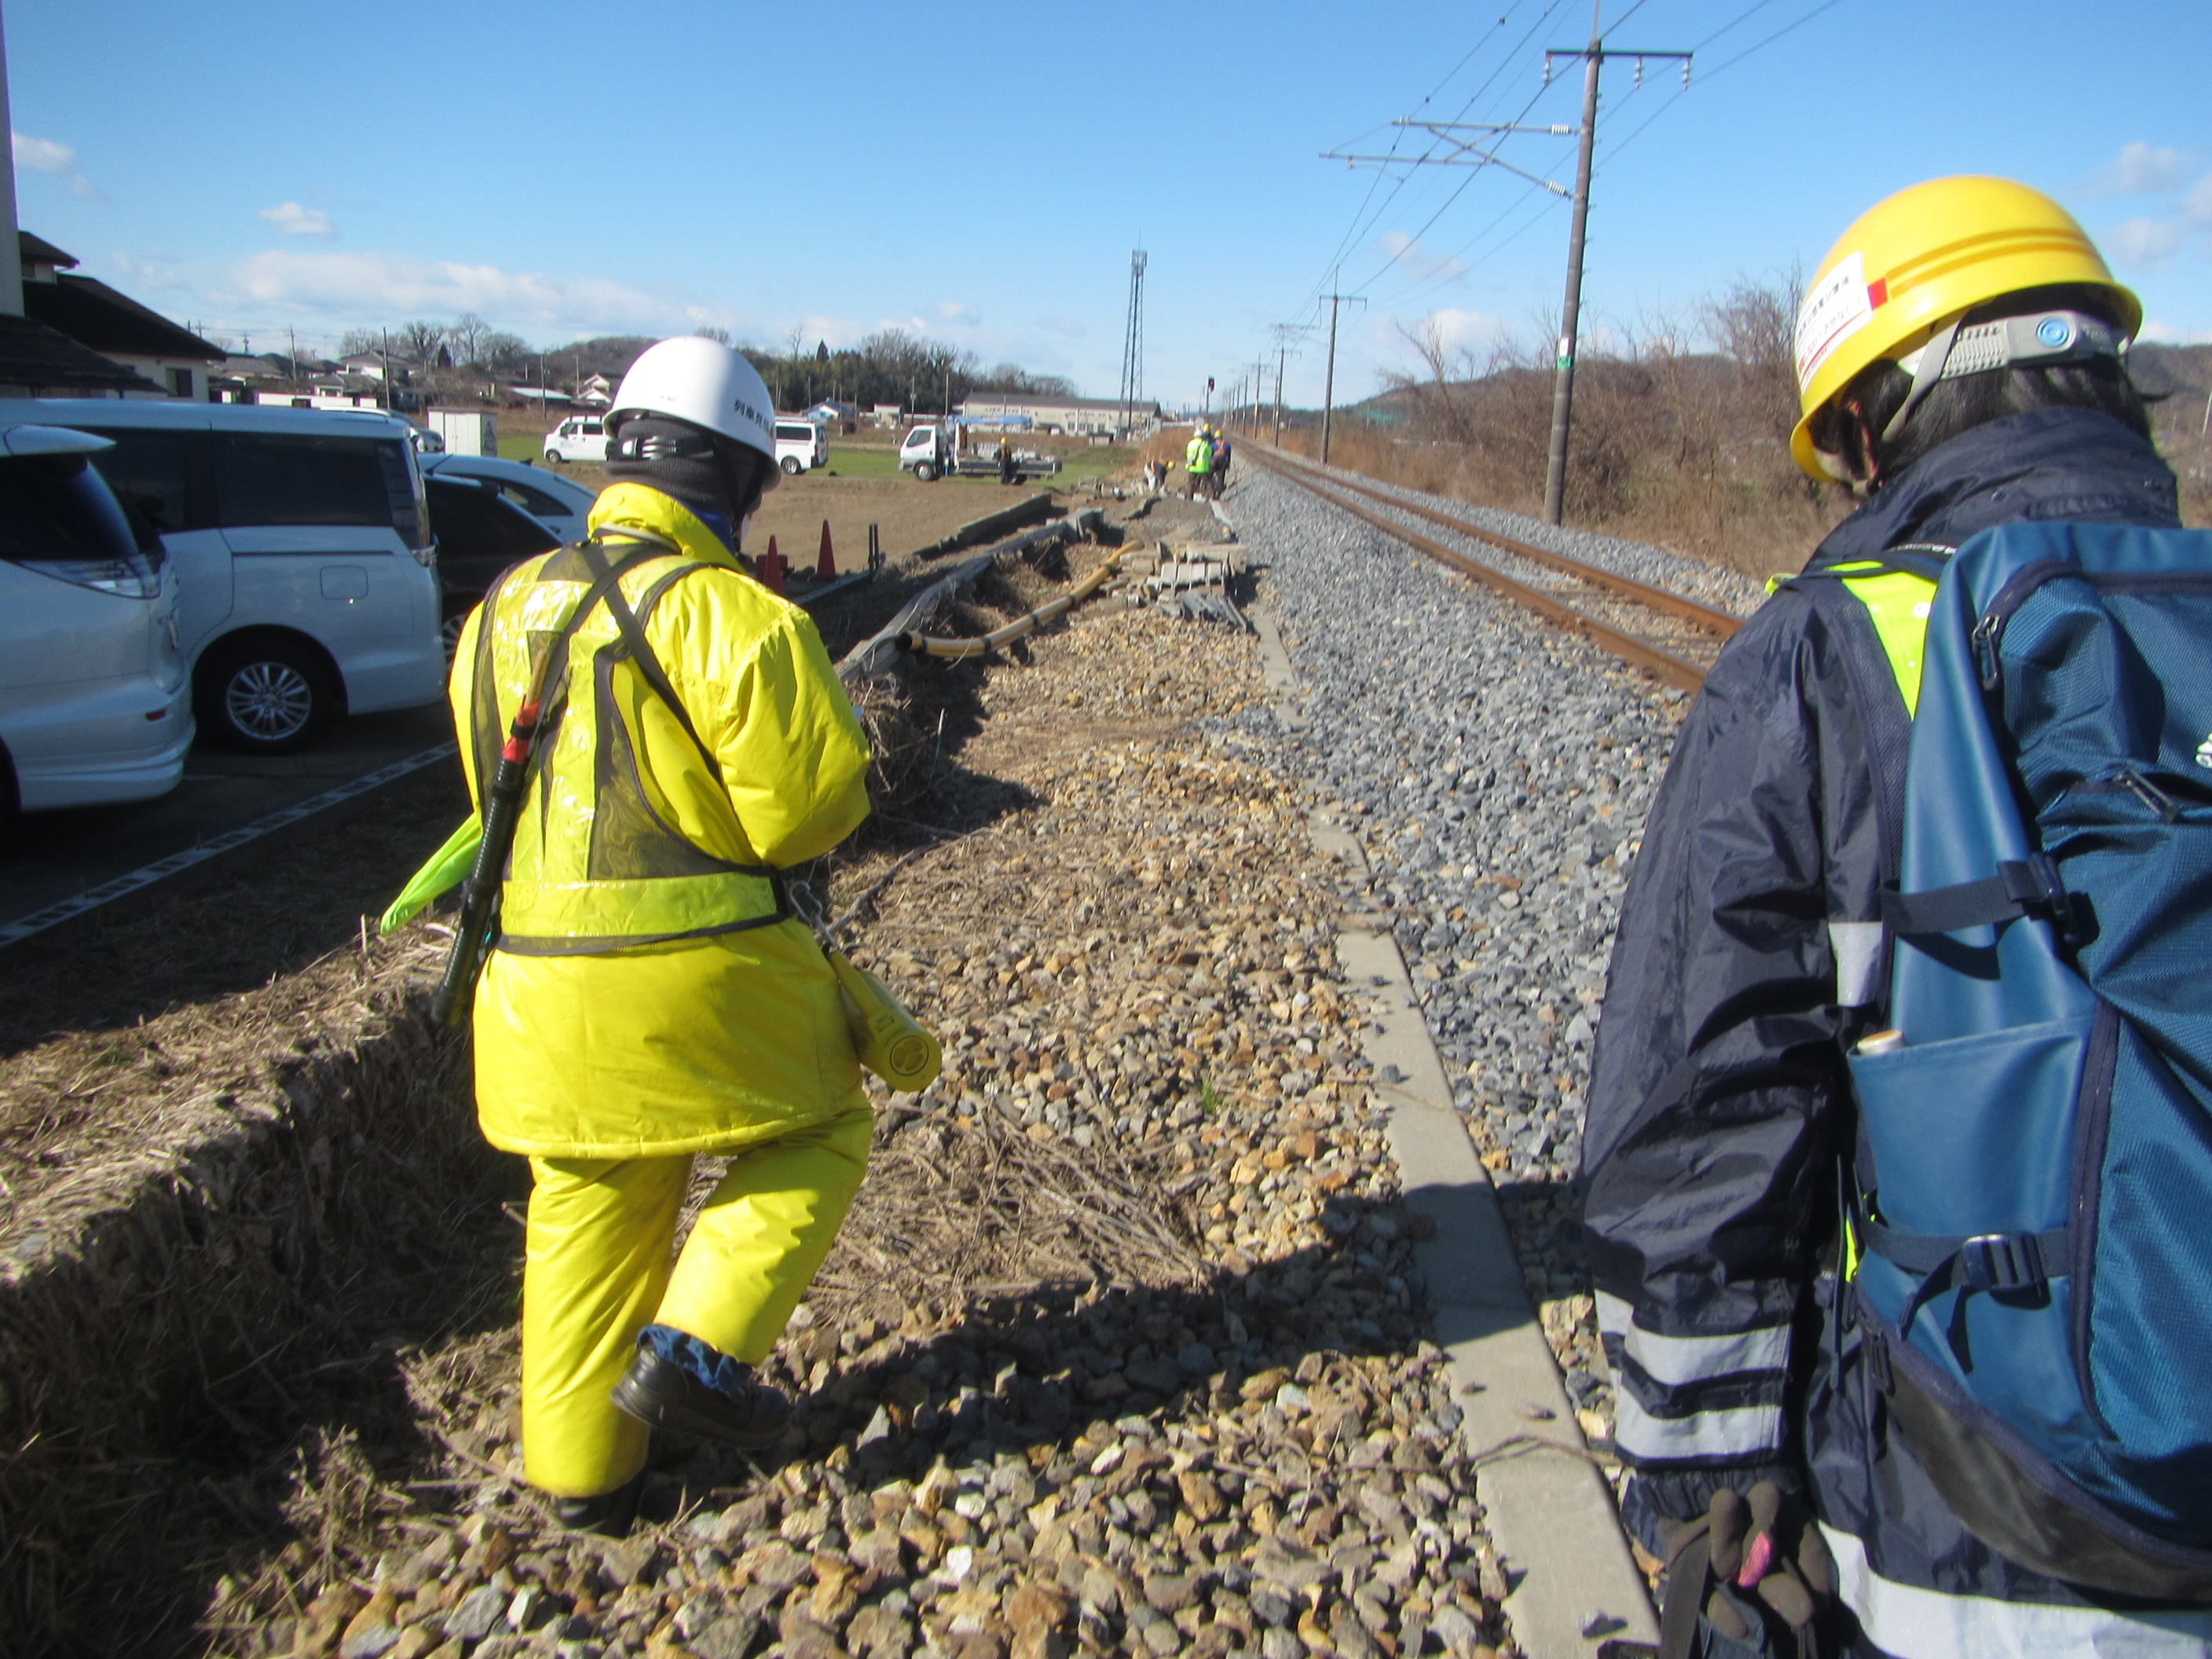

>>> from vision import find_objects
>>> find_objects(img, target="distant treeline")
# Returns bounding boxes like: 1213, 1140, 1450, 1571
332, 315, 1076, 415
1298, 274, 2212, 577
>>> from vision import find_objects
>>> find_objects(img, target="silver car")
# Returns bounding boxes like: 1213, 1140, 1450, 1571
0, 399, 445, 754
0, 423, 192, 823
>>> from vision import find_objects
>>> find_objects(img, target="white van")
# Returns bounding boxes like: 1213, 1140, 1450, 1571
0, 422, 192, 820
0, 399, 444, 754
775, 418, 826, 475
543, 415, 609, 464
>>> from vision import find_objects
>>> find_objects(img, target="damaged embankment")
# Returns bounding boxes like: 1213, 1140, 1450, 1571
0, 504, 1125, 1654
0, 926, 511, 1655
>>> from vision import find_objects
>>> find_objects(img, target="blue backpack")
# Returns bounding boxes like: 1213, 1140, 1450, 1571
1849, 519, 2212, 1598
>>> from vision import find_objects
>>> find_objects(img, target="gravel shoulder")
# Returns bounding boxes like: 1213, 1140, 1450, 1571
1222, 467, 1692, 1500
205, 529, 1528, 1659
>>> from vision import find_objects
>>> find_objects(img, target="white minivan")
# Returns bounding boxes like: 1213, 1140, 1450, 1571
0, 422, 192, 821
0, 399, 445, 753
774, 418, 826, 475
543, 415, 609, 464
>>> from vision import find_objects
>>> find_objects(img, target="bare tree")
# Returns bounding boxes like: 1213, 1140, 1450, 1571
1704, 265, 1804, 449
694, 325, 734, 346
448, 313, 493, 367
395, 319, 448, 368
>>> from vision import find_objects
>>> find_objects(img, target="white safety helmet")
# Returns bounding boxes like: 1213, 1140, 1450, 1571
609, 336, 780, 488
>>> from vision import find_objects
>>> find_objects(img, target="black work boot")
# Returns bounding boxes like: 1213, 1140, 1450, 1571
610, 1324, 791, 1450
554, 1463, 647, 1536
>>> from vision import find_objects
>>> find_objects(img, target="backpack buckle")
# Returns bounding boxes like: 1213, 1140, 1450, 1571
1961, 1232, 2047, 1294
1998, 855, 2083, 947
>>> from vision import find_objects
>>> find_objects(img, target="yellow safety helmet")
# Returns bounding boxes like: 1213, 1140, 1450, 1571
1790, 176, 2141, 480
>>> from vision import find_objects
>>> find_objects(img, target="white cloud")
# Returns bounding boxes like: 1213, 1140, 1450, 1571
2106, 171, 2212, 271
2090, 141, 2191, 197
1423, 306, 1508, 352
12, 130, 101, 200
937, 301, 980, 324
2114, 214, 2191, 269
1379, 230, 1467, 284
259, 201, 338, 237
214, 247, 743, 339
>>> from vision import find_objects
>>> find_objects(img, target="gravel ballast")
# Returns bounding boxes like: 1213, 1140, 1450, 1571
1272, 456, 1770, 619
205, 529, 1529, 1659
1218, 466, 1700, 1467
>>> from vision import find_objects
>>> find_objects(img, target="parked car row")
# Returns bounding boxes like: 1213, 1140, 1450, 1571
541, 412, 829, 475
0, 405, 602, 837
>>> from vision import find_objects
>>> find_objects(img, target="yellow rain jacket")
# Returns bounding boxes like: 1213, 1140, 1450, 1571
1185, 432, 1214, 475
446, 482, 871, 1159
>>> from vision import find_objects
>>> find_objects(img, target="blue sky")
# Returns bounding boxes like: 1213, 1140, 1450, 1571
13, 0, 2212, 414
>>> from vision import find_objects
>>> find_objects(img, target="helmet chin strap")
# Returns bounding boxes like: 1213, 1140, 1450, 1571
1881, 315, 1963, 445
1881, 308, 2126, 445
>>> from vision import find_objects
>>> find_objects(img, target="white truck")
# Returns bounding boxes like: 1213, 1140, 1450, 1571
898, 421, 1060, 482
543, 414, 609, 464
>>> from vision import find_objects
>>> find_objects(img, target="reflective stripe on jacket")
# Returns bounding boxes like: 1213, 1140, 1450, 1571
1584, 408, 2199, 1654
447, 482, 873, 1159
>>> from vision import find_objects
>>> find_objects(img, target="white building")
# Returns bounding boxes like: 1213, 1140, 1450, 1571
957, 390, 1160, 435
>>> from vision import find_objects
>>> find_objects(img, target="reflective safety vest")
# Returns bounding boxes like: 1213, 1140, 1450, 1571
1186, 434, 1213, 474
1829, 552, 1943, 717
463, 531, 786, 955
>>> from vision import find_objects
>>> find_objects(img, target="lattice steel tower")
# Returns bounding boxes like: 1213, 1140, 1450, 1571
1116, 248, 1148, 438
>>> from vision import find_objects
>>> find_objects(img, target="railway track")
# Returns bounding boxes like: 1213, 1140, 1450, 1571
1248, 444, 1741, 691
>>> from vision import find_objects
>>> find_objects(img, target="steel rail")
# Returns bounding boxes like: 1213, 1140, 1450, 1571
1248, 449, 1710, 692
1255, 443, 1742, 639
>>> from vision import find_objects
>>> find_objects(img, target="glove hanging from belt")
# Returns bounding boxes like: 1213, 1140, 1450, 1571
1657, 1481, 1837, 1659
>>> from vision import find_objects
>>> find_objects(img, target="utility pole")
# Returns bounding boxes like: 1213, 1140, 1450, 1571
1269, 325, 1306, 447
1542, 7, 1690, 524
1116, 248, 1148, 438
1322, 8, 1687, 521
1316, 283, 1366, 465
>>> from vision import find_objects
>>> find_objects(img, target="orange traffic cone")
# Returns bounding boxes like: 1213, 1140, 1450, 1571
817, 519, 837, 580
758, 535, 787, 595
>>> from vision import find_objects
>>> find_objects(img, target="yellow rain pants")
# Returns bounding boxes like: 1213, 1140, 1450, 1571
521, 1100, 872, 1497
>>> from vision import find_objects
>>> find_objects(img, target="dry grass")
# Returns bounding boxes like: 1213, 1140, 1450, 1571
0, 933, 518, 1656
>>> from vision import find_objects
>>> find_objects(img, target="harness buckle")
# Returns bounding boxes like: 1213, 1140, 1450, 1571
1960, 1232, 2046, 1295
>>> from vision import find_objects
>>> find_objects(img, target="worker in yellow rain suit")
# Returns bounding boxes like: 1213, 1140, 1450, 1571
445, 336, 872, 1533
1185, 423, 1214, 500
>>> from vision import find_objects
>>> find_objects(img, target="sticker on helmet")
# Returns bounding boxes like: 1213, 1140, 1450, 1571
1796, 252, 1891, 390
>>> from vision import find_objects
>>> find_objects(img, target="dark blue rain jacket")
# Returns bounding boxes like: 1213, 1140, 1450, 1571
1582, 408, 2203, 1656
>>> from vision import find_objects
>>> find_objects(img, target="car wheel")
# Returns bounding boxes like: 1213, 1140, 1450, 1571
545, 449, 566, 465
441, 606, 471, 669
914, 461, 937, 482
780, 456, 803, 475
196, 637, 332, 754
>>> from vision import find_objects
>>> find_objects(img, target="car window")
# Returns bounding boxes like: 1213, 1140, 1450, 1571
77, 427, 203, 533
216, 432, 417, 536
429, 479, 559, 559
776, 423, 811, 442
582, 421, 603, 435
492, 479, 577, 521
0, 452, 153, 566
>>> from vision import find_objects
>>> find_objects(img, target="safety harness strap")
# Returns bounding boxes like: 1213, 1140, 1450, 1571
1881, 855, 2078, 940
